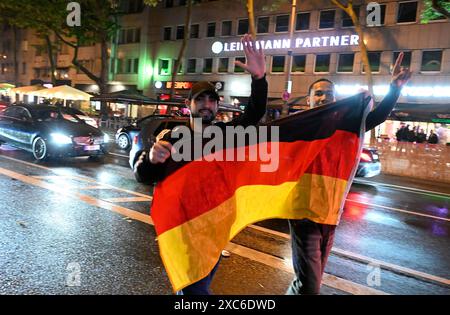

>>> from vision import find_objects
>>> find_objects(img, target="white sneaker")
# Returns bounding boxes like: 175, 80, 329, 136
221, 250, 231, 257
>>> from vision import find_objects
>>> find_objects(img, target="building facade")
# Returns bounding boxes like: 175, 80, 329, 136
1, 0, 449, 138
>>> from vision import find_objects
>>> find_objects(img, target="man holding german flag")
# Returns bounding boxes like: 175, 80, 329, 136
286, 52, 412, 295
136, 34, 268, 294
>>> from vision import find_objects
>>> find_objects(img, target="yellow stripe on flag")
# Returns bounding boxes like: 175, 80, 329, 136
157, 173, 348, 291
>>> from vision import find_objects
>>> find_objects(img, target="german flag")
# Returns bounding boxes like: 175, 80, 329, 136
151, 93, 371, 292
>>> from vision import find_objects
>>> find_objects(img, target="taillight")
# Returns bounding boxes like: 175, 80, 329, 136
133, 136, 138, 145
360, 152, 372, 162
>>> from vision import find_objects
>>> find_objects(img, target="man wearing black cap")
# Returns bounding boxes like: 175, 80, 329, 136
135, 34, 267, 295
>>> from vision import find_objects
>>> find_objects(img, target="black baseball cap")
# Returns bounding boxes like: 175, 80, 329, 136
188, 81, 220, 101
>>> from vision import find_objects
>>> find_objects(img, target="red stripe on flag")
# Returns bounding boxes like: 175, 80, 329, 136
151, 130, 359, 235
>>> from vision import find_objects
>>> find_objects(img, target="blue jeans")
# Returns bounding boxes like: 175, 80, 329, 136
287, 219, 336, 295
176, 259, 221, 295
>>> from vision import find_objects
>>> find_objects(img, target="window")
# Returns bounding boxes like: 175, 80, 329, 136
363, 52, 382, 73
165, 0, 173, 8
207, 22, 216, 37
159, 59, 171, 75
119, 28, 140, 44
315, 54, 331, 72
127, 0, 144, 13
272, 56, 285, 73
134, 28, 141, 43
397, 1, 418, 23
238, 19, 249, 35
234, 57, 245, 73
393, 51, 412, 68
126, 29, 134, 43
116, 59, 123, 74
218, 58, 229, 73
292, 55, 306, 72
257, 17, 270, 33
337, 53, 355, 72
296, 12, 310, 31
319, 10, 335, 29
421, 50, 442, 72
187, 59, 196, 73
190, 24, 199, 39
221, 21, 232, 36
203, 58, 213, 73
163, 27, 172, 40
275, 15, 289, 32
133, 58, 139, 74
341, 6, 360, 27
126, 59, 132, 73
176, 25, 185, 39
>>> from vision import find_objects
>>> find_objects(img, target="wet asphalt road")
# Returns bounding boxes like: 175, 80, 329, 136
0, 143, 449, 295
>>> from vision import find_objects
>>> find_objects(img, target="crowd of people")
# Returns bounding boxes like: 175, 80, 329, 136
395, 124, 447, 144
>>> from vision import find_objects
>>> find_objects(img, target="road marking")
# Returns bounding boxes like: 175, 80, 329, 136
0, 166, 153, 225
0, 155, 151, 199
108, 152, 129, 158
346, 199, 450, 222
0, 164, 388, 295
225, 243, 388, 295
353, 179, 450, 199
103, 197, 153, 203
79, 185, 112, 190
249, 224, 450, 287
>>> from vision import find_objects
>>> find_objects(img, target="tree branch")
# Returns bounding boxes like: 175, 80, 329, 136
431, 0, 450, 19
331, 0, 348, 12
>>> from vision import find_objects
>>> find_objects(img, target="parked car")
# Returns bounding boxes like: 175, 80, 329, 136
115, 114, 175, 150
63, 107, 99, 128
0, 105, 109, 161
0, 100, 9, 112
356, 147, 381, 177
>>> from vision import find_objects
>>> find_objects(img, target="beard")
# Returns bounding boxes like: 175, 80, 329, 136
194, 109, 215, 124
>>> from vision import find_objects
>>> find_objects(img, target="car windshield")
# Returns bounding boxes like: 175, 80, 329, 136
34, 108, 83, 123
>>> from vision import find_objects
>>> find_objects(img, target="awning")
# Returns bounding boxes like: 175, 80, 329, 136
90, 90, 158, 104
28, 85, 91, 101
0, 83, 15, 90
389, 102, 450, 123
10, 85, 47, 95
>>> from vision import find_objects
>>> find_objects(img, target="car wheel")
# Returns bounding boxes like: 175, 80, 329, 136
32, 137, 48, 161
117, 133, 130, 150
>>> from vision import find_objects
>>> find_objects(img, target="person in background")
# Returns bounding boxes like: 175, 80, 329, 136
428, 130, 439, 144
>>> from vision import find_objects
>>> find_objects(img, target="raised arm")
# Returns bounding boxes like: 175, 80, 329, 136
366, 52, 412, 131
228, 34, 268, 127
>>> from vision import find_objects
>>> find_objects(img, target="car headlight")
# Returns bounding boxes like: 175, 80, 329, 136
103, 134, 110, 143
51, 133, 72, 145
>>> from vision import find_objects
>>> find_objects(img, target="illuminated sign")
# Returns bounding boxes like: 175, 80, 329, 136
159, 81, 225, 91
212, 35, 359, 54
335, 84, 450, 98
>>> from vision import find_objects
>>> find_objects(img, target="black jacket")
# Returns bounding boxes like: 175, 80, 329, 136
365, 83, 401, 131
136, 76, 268, 184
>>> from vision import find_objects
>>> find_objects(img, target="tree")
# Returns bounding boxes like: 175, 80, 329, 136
0, 1, 121, 117
330, 0, 376, 142
421, 0, 450, 22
